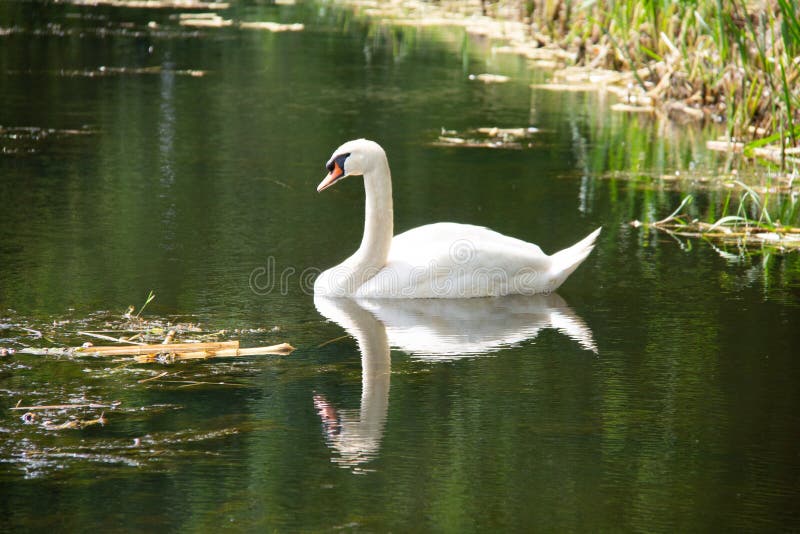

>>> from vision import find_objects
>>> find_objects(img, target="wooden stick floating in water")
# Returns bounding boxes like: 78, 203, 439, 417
17, 341, 294, 360
133, 342, 295, 363
78, 340, 240, 356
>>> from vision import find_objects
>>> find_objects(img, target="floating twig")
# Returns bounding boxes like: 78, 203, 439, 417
20, 327, 43, 338
174, 380, 246, 388
10, 401, 120, 411
137, 371, 170, 383
78, 331, 145, 345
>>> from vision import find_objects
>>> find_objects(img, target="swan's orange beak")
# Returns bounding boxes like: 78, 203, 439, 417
317, 161, 345, 192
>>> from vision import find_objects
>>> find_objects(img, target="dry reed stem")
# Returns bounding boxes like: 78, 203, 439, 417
78, 331, 145, 345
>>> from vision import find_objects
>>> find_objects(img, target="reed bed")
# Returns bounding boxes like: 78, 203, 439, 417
353, 0, 798, 169
473, 0, 800, 168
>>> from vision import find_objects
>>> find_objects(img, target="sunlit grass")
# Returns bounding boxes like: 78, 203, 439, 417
486, 0, 800, 171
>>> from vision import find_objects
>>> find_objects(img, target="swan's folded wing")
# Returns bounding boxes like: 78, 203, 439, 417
355, 222, 552, 298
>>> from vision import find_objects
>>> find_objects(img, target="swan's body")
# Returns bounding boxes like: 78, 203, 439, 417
314, 139, 600, 298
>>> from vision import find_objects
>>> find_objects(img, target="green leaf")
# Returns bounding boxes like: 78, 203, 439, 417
640, 45, 663, 62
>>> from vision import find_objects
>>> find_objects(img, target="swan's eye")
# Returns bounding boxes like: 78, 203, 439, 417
327, 153, 350, 173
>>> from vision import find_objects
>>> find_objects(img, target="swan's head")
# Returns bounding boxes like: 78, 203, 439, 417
317, 139, 386, 193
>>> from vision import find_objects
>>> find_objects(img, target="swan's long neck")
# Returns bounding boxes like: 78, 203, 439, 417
350, 156, 393, 281
315, 144, 395, 297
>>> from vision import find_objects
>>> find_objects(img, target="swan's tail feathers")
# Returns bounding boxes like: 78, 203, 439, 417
547, 227, 601, 290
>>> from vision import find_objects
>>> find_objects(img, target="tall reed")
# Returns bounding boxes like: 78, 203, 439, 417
487, 0, 800, 169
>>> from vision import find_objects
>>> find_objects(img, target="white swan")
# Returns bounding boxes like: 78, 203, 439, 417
314, 139, 601, 298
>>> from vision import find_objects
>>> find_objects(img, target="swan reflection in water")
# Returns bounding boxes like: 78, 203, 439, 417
313, 293, 596, 470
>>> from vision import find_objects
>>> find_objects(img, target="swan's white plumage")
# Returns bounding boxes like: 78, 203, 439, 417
358, 223, 547, 298
314, 139, 600, 298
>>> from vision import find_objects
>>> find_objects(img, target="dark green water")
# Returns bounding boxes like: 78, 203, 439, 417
1, 2, 799, 531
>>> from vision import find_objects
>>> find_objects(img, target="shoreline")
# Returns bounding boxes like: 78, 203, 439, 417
332, 0, 800, 171
331, 0, 799, 250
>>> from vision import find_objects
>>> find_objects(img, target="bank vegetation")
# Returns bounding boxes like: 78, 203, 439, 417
352, 0, 800, 170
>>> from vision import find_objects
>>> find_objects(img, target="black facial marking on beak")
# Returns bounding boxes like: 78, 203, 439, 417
326, 153, 350, 175
318, 152, 352, 192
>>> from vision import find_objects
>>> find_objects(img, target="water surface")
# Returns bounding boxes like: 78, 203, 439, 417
1, 2, 799, 531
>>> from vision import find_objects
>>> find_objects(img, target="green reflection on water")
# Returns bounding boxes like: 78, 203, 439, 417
1, 1, 799, 532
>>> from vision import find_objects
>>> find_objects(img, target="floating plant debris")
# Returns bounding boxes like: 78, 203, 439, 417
240, 21, 304, 32
65, 0, 230, 9
468, 73, 510, 84
0, 22, 211, 40
707, 138, 800, 166
15, 334, 293, 361
0, 126, 94, 138
1, 293, 294, 363
41, 413, 108, 431
2, 291, 294, 367
1, 297, 293, 477
9, 66, 207, 78
641, 218, 800, 251
178, 12, 304, 31
177, 12, 232, 27
434, 126, 539, 149
633, 193, 800, 252
12, 401, 122, 411
0, 125, 95, 155
1, 420, 243, 477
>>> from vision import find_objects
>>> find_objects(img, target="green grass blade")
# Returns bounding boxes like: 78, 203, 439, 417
707, 215, 749, 231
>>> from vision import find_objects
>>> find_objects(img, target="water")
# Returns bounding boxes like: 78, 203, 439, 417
1, 2, 799, 531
